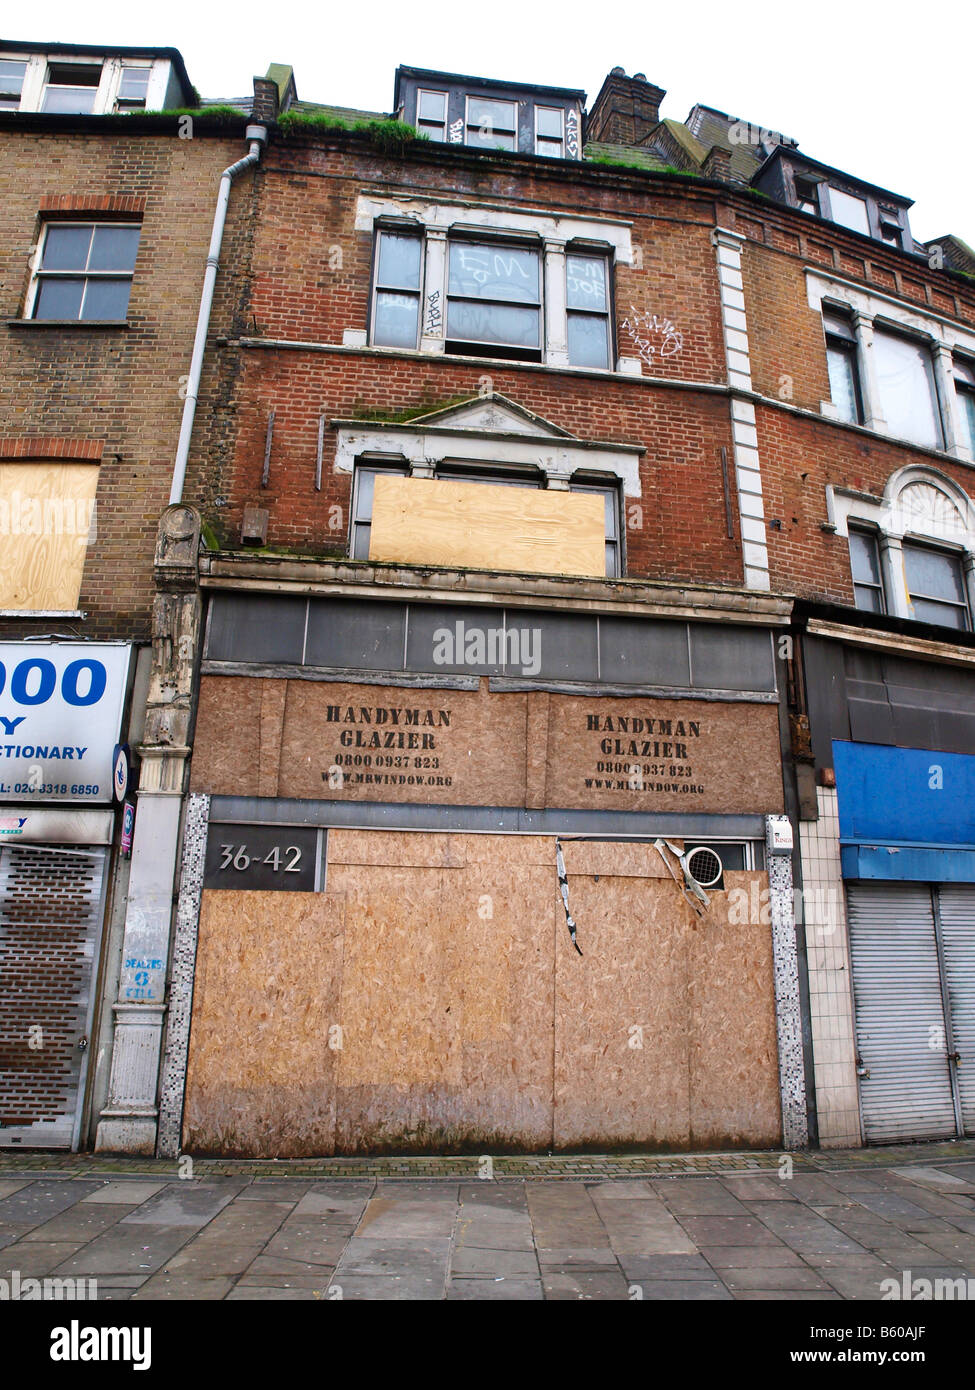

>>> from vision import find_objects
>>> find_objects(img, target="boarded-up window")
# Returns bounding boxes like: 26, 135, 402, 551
368, 474, 605, 578
0, 462, 98, 610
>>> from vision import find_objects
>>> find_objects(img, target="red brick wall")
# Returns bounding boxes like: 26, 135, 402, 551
182, 131, 975, 607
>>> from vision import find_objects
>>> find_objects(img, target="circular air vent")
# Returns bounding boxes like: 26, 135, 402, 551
685, 846, 723, 889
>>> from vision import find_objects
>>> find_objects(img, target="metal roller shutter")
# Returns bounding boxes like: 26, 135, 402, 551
847, 882, 957, 1143
938, 885, 975, 1135
0, 844, 109, 1149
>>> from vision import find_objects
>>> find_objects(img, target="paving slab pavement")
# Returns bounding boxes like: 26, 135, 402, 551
0, 1141, 973, 1299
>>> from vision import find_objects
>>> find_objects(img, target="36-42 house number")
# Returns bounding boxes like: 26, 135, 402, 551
203, 823, 321, 891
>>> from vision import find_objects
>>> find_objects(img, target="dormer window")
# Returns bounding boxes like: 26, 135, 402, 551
466, 96, 517, 150
42, 62, 102, 114
0, 59, 27, 110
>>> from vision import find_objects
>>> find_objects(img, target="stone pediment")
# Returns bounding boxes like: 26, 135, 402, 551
408, 393, 577, 439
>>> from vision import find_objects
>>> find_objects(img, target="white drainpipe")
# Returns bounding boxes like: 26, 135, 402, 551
169, 123, 268, 504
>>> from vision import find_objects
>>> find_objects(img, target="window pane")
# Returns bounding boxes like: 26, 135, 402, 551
446, 299, 539, 348
42, 225, 93, 270
566, 256, 607, 311
89, 225, 140, 271
81, 277, 132, 320
822, 309, 855, 341
377, 233, 421, 290
536, 106, 563, 138
873, 331, 941, 449
0, 60, 26, 94
119, 67, 151, 100
448, 243, 539, 304
42, 86, 98, 113
468, 98, 516, 133
830, 188, 870, 234
467, 128, 515, 150
904, 545, 966, 603
911, 598, 968, 629
849, 531, 881, 586
418, 90, 446, 121
374, 291, 419, 347
34, 277, 85, 319
355, 469, 376, 518
957, 390, 975, 453
854, 583, 884, 614
537, 138, 563, 156
826, 343, 859, 423
568, 314, 609, 368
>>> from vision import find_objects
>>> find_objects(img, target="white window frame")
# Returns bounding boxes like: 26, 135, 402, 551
0, 56, 29, 110
534, 105, 564, 157
40, 58, 107, 114
827, 465, 975, 627
416, 88, 447, 141
355, 194, 636, 373
807, 270, 975, 462
115, 61, 153, 112
26, 220, 141, 322
369, 225, 425, 351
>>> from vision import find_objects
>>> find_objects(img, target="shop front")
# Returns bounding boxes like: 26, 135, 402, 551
0, 642, 131, 1149
158, 590, 807, 1157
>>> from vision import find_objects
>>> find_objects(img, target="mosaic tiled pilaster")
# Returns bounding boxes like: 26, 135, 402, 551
766, 814, 809, 1149
156, 793, 210, 1159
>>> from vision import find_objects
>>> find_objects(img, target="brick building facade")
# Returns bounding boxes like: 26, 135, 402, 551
3, 47, 973, 1157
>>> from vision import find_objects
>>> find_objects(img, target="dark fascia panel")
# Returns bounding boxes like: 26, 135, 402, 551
750, 143, 913, 208
0, 38, 195, 100
793, 597, 975, 651
394, 63, 586, 110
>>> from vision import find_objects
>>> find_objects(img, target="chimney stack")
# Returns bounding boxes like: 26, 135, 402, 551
587, 68, 666, 147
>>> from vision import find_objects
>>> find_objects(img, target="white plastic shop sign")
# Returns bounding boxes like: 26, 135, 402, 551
0, 643, 131, 804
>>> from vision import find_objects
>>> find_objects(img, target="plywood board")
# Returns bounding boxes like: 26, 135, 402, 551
369, 474, 606, 578
192, 675, 784, 817
0, 463, 98, 611
331, 858, 554, 1152
190, 677, 263, 795
687, 871, 782, 1146
277, 678, 528, 806
545, 696, 784, 814
182, 835, 780, 1156
182, 890, 346, 1157
553, 872, 694, 1148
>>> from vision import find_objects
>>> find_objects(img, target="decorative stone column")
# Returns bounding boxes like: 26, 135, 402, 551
543, 238, 569, 367
879, 533, 910, 619
419, 228, 447, 354
852, 312, 884, 432
95, 505, 202, 1153
932, 340, 967, 459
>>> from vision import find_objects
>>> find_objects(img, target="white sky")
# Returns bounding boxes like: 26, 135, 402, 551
27, 0, 974, 243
